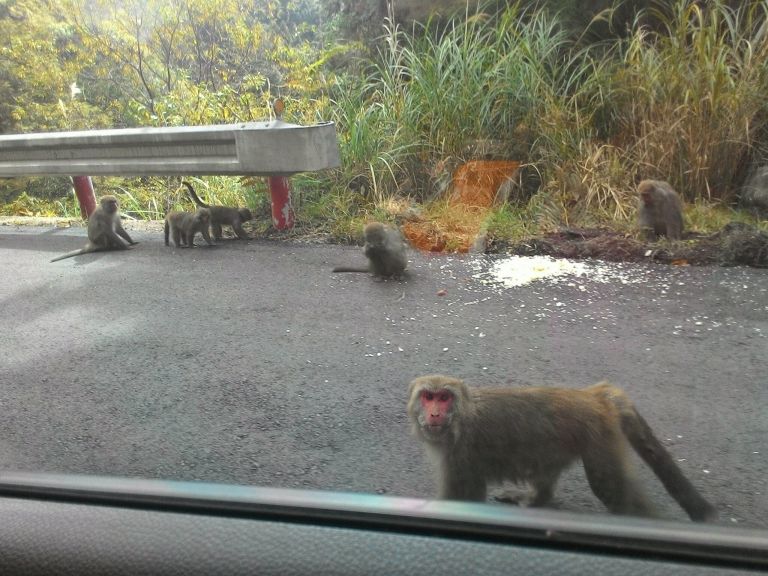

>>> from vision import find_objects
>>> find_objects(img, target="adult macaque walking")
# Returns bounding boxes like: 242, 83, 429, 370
407, 374, 717, 522
164, 208, 214, 248
332, 222, 408, 278
183, 181, 252, 240
637, 179, 684, 241
50, 195, 138, 262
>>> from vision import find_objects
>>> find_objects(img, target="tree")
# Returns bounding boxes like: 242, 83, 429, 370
0, 0, 107, 133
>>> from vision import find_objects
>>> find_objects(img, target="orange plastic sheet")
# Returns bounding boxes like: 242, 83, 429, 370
451, 160, 520, 207
403, 160, 519, 253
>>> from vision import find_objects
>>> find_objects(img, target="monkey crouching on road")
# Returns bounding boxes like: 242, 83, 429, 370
332, 222, 408, 278
408, 374, 717, 522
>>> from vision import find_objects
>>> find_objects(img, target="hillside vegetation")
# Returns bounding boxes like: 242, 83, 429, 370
1, 0, 767, 246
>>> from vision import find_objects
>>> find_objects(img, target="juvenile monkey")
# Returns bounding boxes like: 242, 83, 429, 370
408, 374, 717, 522
637, 179, 684, 241
164, 208, 214, 248
50, 195, 138, 262
182, 181, 252, 240
332, 222, 408, 278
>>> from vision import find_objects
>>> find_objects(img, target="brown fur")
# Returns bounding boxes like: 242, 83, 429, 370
51, 195, 137, 262
637, 179, 684, 241
164, 208, 213, 248
408, 374, 716, 522
332, 222, 408, 277
183, 181, 252, 240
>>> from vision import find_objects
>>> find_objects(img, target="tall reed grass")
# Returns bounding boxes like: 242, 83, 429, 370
320, 0, 768, 231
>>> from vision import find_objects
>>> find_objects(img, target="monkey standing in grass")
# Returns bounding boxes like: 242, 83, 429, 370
50, 195, 138, 262
182, 181, 252, 240
332, 222, 408, 278
637, 179, 684, 241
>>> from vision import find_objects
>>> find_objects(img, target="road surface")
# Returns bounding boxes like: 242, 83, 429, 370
0, 224, 765, 528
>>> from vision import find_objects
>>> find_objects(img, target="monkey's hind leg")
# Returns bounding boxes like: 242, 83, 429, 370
529, 471, 561, 507
233, 221, 249, 240
173, 228, 184, 248
495, 471, 560, 508
582, 440, 654, 518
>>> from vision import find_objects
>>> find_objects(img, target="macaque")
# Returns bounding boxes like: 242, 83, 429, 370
332, 222, 408, 278
637, 179, 684, 241
407, 375, 717, 522
164, 208, 214, 248
183, 181, 252, 240
50, 195, 138, 262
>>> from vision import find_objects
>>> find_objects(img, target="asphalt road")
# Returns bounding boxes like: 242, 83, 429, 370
0, 224, 766, 528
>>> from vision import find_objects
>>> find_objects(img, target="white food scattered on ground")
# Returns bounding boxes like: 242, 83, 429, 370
473, 255, 649, 288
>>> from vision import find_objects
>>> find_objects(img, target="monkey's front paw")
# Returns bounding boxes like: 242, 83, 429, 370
492, 487, 536, 507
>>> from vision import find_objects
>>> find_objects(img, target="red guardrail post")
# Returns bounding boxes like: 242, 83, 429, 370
71, 175, 96, 218
267, 99, 294, 230
268, 176, 294, 229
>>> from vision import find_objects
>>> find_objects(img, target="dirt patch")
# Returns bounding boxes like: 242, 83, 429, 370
489, 225, 768, 268
493, 228, 646, 262
401, 206, 489, 253
0, 216, 166, 232
0, 216, 83, 228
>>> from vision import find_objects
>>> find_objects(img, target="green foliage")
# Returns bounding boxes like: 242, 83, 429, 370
0, 191, 60, 216
56, 0, 323, 126
485, 203, 541, 241
3, 0, 768, 242
685, 198, 767, 233
0, 0, 110, 133
316, 0, 768, 232
320, 3, 587, 206
86, 176, 264, 221
616, 0, 768, 201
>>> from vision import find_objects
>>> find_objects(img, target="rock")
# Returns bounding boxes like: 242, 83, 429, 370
740, 167, 768, 215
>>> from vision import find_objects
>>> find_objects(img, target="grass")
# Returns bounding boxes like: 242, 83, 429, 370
484, 203, 541, 242
685, 198, 767, 233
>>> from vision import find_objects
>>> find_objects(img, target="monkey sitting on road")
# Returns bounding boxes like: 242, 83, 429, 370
332, 222, 408, 278
408, 374, 717, 522
183, 181, 252, 241
50, 195, 138, 262
637, 179, 684, 241
164, 208, 214, 248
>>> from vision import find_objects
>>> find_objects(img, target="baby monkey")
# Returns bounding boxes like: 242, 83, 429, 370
332, 222, 408, 278
164, 208, 214, 248
51, 195, 138, 262
183, 181, 252, 240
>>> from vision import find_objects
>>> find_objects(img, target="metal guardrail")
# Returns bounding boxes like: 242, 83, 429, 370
0, 121, 340, 177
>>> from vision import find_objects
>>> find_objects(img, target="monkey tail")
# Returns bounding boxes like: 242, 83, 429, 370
182, 181, 210, 208
50, 248, 87, 262
332, 266, 370, 273
598, 384, 717, 522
